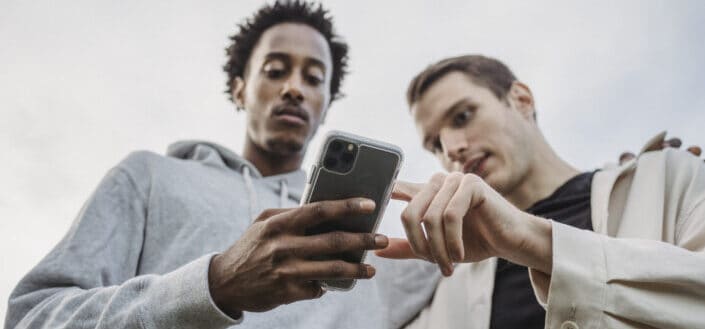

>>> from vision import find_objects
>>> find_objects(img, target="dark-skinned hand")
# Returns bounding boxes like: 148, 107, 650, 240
620, 135, 703, 165
208, 198, 388, 318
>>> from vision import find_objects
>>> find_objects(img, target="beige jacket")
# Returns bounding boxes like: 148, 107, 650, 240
407, 139, 705, 329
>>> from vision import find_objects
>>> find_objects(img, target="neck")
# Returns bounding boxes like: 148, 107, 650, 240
504, 134, 580, 210
242, 139, 304, 177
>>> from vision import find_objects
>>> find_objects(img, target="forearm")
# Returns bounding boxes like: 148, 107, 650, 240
7, 254, 240, 329
529, 223, 705, 328
494, 213, 554, 275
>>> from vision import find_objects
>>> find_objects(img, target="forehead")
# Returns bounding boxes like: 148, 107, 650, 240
250, 23, 332, 69
411, 71, 492, 129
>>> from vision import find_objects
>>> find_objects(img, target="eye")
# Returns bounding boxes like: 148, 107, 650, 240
452, 108, 473, 127
265, 68, 286, 79
305, 75, 322, 86
263, 61, 287, 80
305, 65, 325, 87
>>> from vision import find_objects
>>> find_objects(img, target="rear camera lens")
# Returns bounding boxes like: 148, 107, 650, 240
330, 140, 343, 152
324, 157, 338, 169
341, 152, 354, 163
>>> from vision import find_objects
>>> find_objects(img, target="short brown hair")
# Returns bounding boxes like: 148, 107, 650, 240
406, 55, 517, 106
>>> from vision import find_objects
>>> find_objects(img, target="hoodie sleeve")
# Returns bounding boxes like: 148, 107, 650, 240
5, 164, 240, 329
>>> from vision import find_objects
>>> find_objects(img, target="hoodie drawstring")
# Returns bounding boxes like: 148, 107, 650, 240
242, 166, 258, 223
242, 166, 289, 223
279, 180, 288, 209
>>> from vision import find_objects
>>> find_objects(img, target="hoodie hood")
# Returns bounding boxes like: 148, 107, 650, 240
166, 140, 307, 202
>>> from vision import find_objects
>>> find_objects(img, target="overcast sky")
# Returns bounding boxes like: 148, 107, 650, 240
1, 0, 704, 318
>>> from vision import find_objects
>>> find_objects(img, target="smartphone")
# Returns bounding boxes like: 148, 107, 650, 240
301, 130, 403, 290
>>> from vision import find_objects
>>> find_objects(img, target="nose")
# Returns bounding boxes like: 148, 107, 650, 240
440, 128, 468, 163
281, 74, 304, 104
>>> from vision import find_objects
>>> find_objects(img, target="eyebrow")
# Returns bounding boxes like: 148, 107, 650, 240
264, 52, 327, 73
422, 97, 473, 148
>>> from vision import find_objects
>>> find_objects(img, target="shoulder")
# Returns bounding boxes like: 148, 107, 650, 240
638, 149, 705, 209
111, 150, 189, 195
116, 150, 167, 177
596, 149, 704, 200
637, 148, 704, 181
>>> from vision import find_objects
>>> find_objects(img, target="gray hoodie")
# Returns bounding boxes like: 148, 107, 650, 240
6, 141, 439, 329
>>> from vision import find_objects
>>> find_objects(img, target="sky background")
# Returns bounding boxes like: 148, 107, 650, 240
1, 0, 704, 319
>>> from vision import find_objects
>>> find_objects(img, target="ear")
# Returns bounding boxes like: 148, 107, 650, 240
508, 81, 536, 120
231, 77, 246, 110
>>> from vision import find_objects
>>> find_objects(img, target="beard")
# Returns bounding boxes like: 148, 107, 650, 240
266, 136, 304, 155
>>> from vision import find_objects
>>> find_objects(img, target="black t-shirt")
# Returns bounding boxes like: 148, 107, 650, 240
489, 171, 595, 329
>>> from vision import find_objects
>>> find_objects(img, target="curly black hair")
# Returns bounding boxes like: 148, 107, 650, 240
223, 0, 349, 104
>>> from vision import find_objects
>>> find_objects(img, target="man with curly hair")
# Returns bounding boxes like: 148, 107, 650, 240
5, 2, 437, 328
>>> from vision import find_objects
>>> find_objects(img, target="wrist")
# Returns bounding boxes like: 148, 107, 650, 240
496, 212, 553, 274
208, 254, 243, 319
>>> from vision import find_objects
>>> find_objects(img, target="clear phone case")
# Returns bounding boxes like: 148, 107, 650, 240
301, 130, 403, 290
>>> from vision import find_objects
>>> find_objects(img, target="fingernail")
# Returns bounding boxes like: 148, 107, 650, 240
374, 234, 388, 247
667, 138, 682, 148
442, 265, 453, 276
359, 199, 376, 211
441, 265, 450, 276
366, 265, 376, 277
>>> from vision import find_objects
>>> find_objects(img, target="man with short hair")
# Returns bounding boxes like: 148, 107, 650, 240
5, 2, 437, 328
378, 54, 705, 328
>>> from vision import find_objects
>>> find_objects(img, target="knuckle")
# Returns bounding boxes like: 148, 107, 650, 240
272, 267, 288, 281
258, 208, 278, 219
287, 243, 304, 259
311, 202, 328, 218
462, 173, 481, 185
431, 172, 446, 182
401, 208, 418, 225
328, 231, 347, 250
284, 264, 300, 279
345, 199, 358, 212
330, 261, 346, 277
422, 211, 440, 225
263, 219, 283, 236
430, 173, 447, 187
442, 209, 462, 224
447, 171, 464, 182
269, 241, 291, 262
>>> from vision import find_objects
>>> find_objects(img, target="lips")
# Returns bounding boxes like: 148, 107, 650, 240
272, 104, 309, 126
463, 152, 490, 176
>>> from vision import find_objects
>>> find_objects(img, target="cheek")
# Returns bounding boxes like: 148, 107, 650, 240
247, 78, 278, 108
306, 89, 327, 119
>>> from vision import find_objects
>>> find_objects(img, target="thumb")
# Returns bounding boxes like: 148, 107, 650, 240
374, 238, 420, 259
392, 181, 424, 202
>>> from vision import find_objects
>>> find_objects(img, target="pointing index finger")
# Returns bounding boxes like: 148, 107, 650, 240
392, 181, 424, 202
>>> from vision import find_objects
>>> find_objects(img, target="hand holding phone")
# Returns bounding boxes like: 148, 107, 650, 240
302, 130, 403, 290
209, 197, 388, 317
